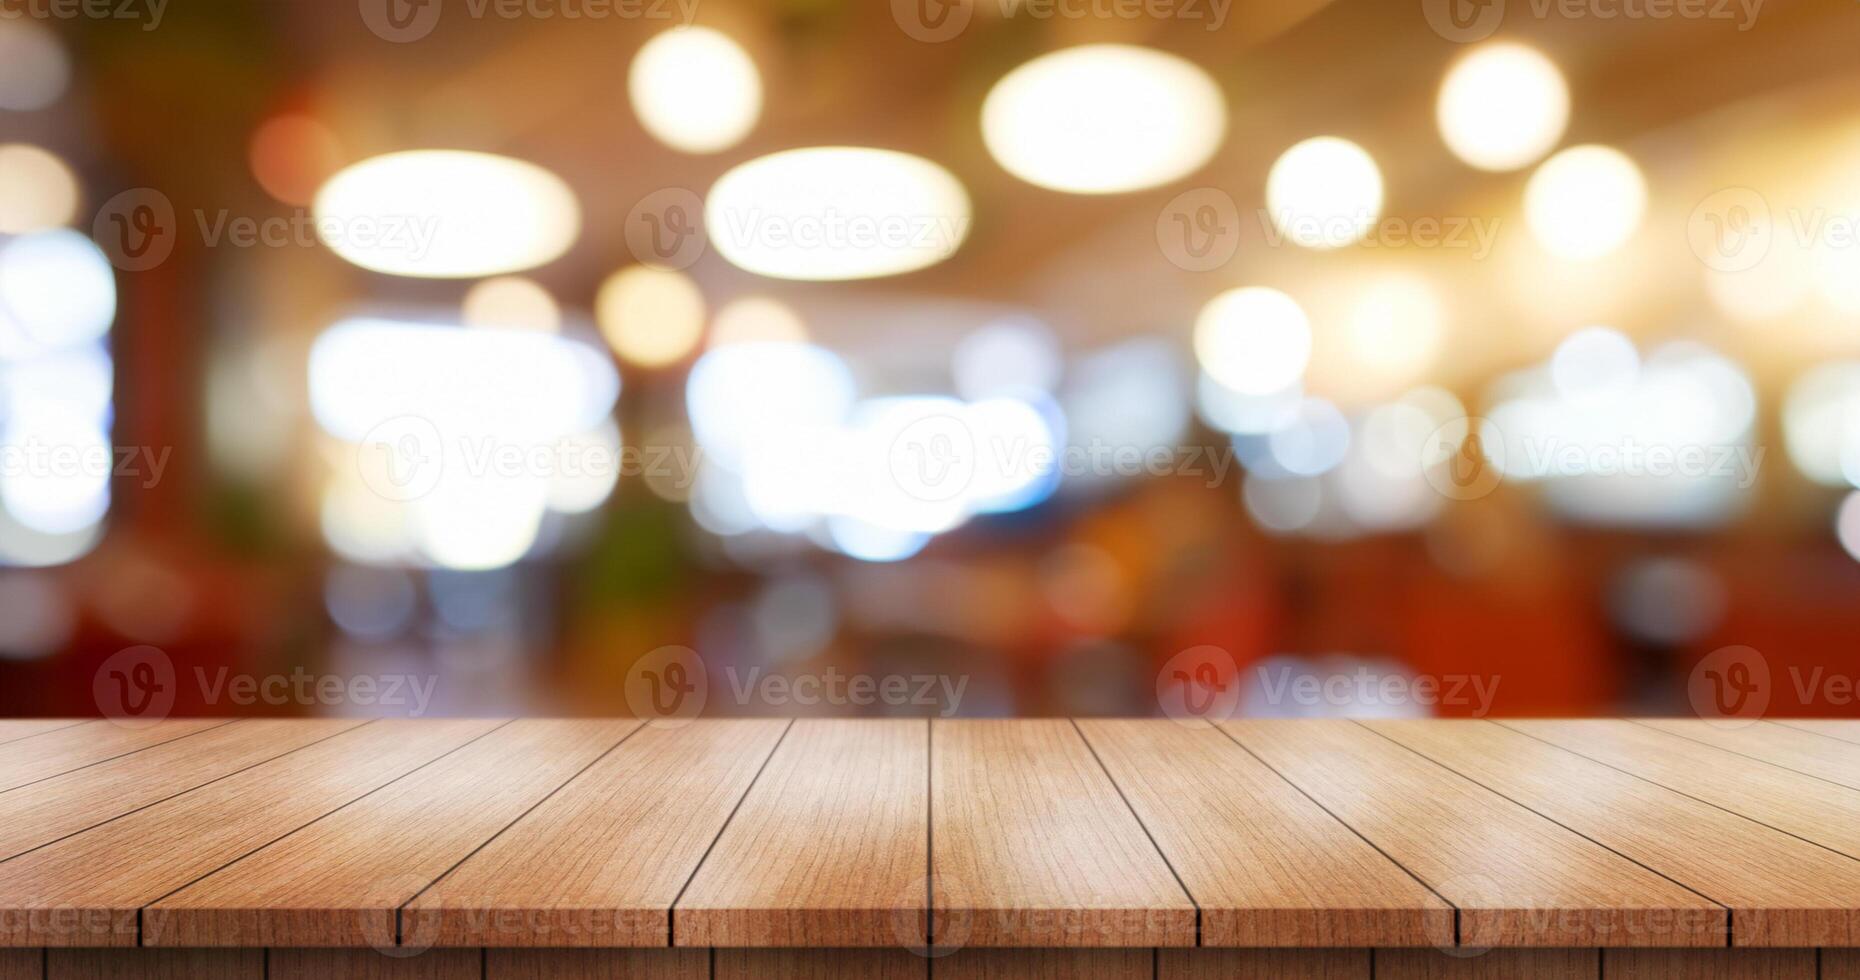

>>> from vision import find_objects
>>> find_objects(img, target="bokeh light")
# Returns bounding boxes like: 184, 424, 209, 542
0, 230, 116, 351
0, 22, 69, 112
313, 150, 580, 278
596, 265, 706, 367
249, 115, 345, 207
628, 26, 762, 154
1524, 145, 1646, 260
1193, 287, 1311, 395
710, 296, 806, 348
1265, 137, 1383, 249
980, 44, 1226, 194
1436, 43, 1569, 171
705, 147, 969, 280
0, 144, 79, 234
1342, 274, 1445, 390
462, 276, 561, 333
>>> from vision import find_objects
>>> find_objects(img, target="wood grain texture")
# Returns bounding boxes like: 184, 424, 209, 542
486, 949, 708, 980
268, 949, 479, 980
1827, 950, 1860, 978
0, 720, 230, 793
45, 949, 259, 980
935, 949, 1149, 979
1077, 719, 1450, 947
931, 719, 1196, 948
0, 719, 502, 948
1770, 720, 1860, 745
1635, 720, 1860, 791
411, 719, 790, 947
0, 951, 36, 980
1158, 949, 1369, 979
0, 719, 365, 861
674, 719, 926, 947
146, 719, 638, 947
1503, 720, 1860, 857
1602, 948, 1817, 979
1373, 949, 1597, 979
1224, 720, 1724, 947
0, 720, 84, 745
714, 949, 921, 980
1367, 719, 1860, 946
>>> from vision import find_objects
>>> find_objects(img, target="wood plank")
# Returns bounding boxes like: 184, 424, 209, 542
714, 949, 921, 980
1503, 720, 1860, 858
1223, 720, 1724, 947
486, 949, 707, 980
0, 720, 231, 793
674, 719, 926, 947
1159, 949, 1368, 979
1602, 948, 1816, 979
1367, 719, 1860, 946
0, 721, 84, 745
146, 719, 638, 947
45, 949, 258, 980
0, 718, 503, 947
409, 719, 790, 947
935, 949, 1149, 979
1373, 949, 1597, 979
0, 950, 36, 980
1635, 720, 1860, 792
930, 719, 1195, 948
1770, 720, 1860, 745
268, 949, 479, 980
1827, 950, 1860, 979
1077, 719, 1450, 947
0, 719, 366, 861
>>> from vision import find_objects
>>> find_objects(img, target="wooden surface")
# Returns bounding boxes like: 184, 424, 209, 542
674, 719, 927, 947
1367, 719, 1860, 946
930, 719, 1196, 947
3, 717, 1860, 972
1224, 720, 1724, 947
412, 719, 788, 947
1076, 719, 1450, 947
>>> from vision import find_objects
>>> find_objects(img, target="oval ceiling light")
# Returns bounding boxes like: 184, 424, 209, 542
629, 26, 762, 154
1437, 43, 1568, 172
312, 150, 580, 279
705, 147, 969, 281
981, 44, 1226, 194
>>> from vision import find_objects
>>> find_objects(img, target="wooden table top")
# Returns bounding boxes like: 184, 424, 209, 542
3, 717, 1860, 953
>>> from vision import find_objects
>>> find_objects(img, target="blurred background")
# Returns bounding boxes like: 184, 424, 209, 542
2, 0, 1858, 720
